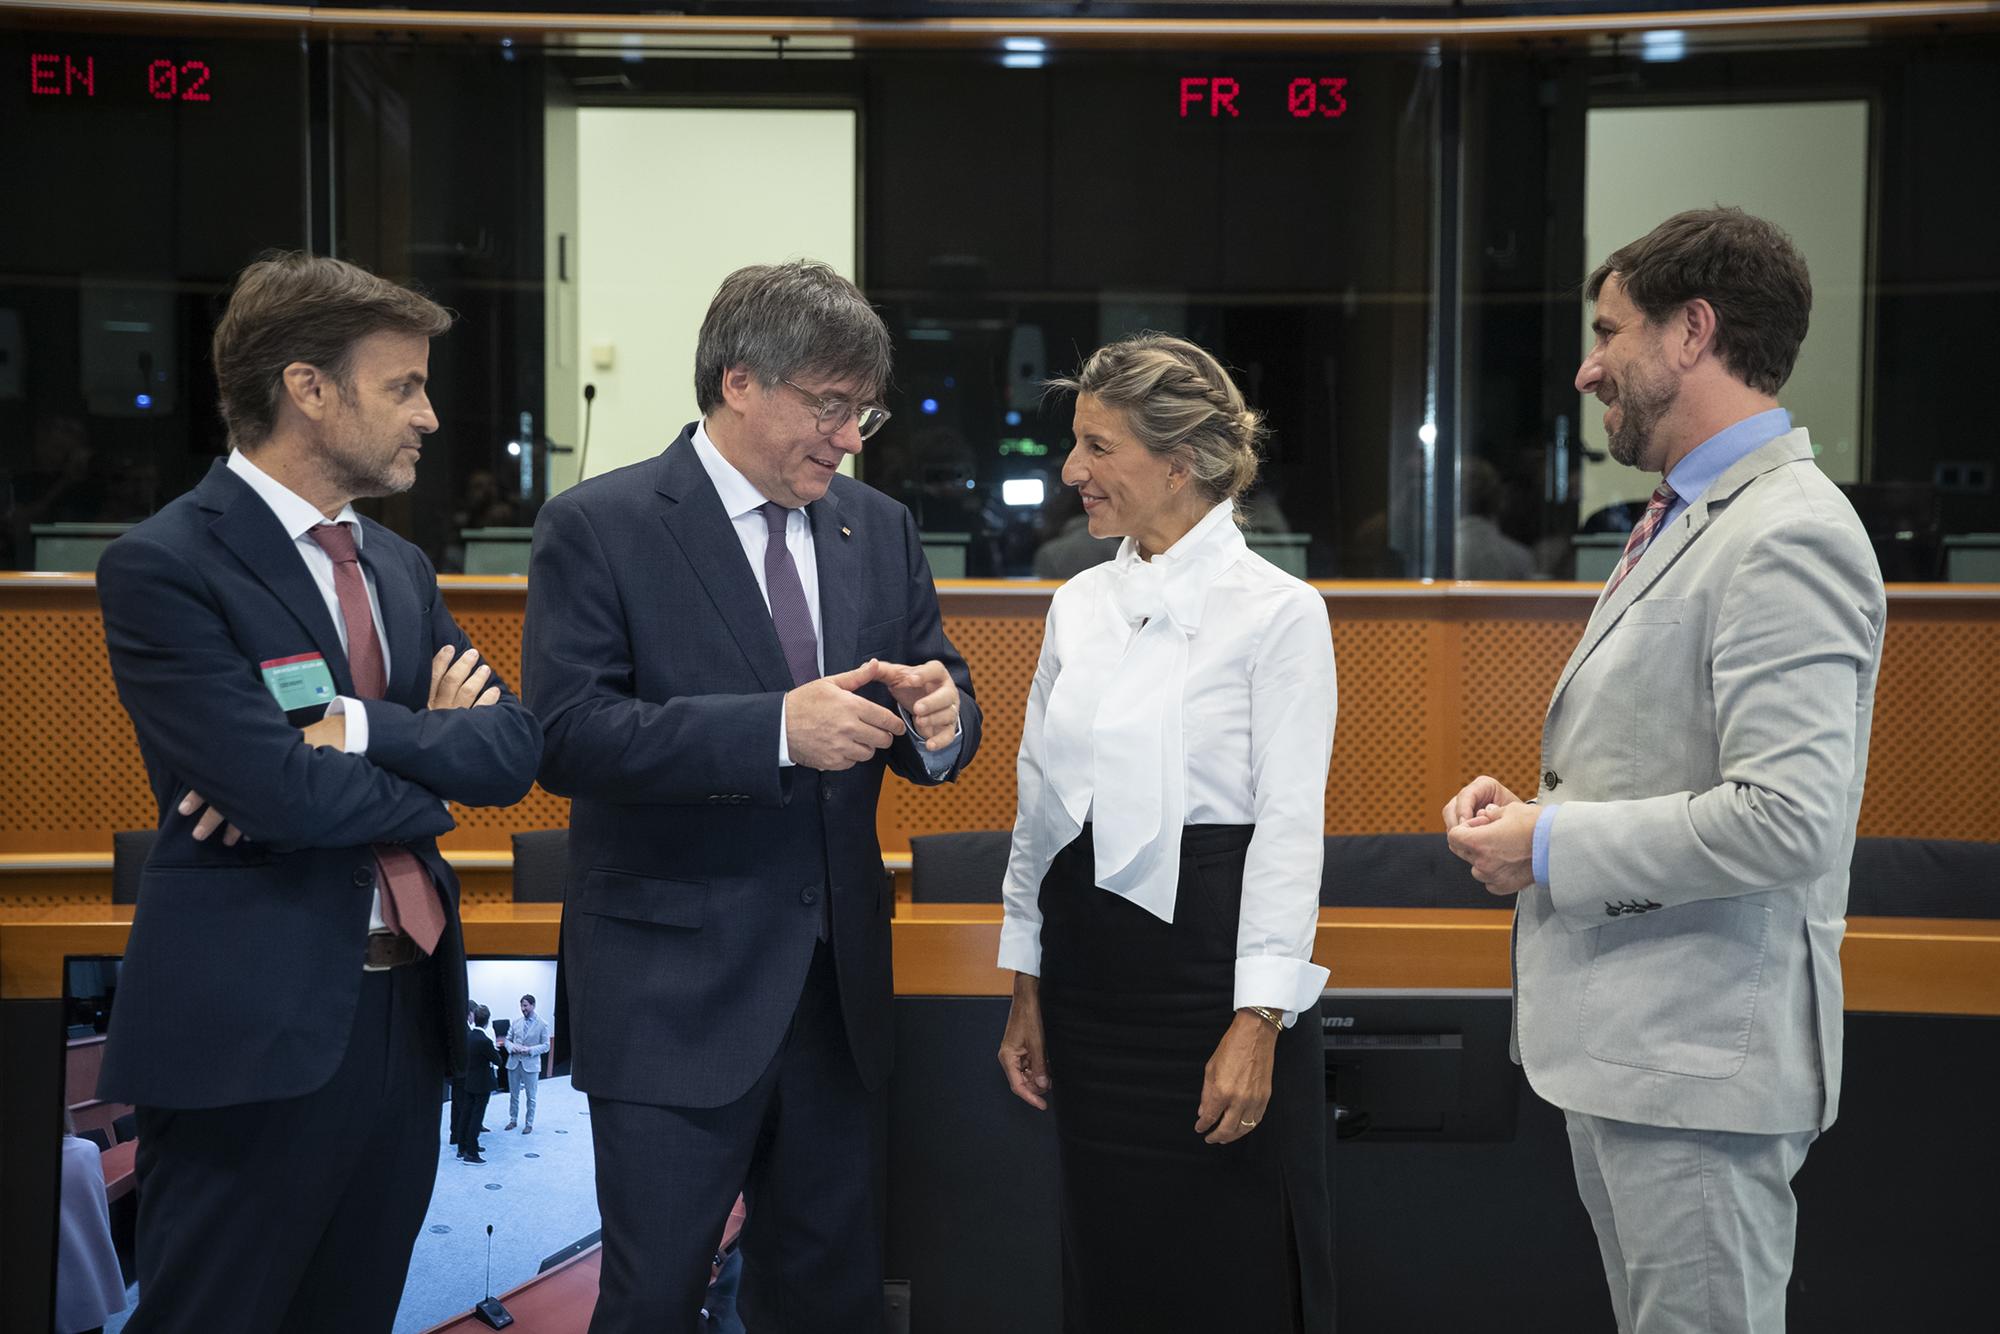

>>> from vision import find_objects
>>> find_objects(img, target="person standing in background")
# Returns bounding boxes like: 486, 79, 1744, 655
456, 1004, 502, 1164
500, 992, 550, 1133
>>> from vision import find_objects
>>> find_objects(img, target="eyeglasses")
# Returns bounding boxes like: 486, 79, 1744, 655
780, 378, 893, 441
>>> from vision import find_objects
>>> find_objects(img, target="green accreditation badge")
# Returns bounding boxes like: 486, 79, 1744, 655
259, 653, 338, 711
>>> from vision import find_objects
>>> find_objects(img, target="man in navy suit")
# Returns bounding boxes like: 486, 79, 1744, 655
524, 260, 981, 1333
95, 253, 542, 1332
456, 1004, 504, 1163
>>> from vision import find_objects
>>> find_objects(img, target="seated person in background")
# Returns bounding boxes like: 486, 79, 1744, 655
57, 1113, 126, 1334
455, 1004, 502, 1164
1454, 457, 1537, 580
1032, 483, 1119, 580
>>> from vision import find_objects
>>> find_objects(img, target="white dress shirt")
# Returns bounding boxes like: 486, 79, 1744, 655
687, 422, 959, 773
998, 500, 1336, 1021
227, 448, 391, 929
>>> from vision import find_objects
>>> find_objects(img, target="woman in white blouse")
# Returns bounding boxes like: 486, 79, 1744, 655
996, 334, 1337, 1331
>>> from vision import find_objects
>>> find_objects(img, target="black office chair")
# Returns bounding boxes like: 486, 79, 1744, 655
510, 829, 570, 903
1321, 833, 1507, 911
1847, 838, 2000, 918
111, 829, 159, 906
112, 1111, 138, 1144
908, 831, 1012, 903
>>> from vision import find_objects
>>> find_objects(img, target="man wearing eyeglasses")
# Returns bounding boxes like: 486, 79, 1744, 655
524, 260, 981, 1334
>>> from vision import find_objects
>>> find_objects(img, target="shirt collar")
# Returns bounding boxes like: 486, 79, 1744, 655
1115, 498, 1240, 571
1664, 407, 1792, 509
691, 420, 785, 521
226, 449, 364, 545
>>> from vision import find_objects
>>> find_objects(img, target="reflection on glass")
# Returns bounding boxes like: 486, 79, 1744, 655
2, 24, 1995, 578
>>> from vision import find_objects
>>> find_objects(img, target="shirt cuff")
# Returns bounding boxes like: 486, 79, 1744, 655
1532, 802, 1561, 886
997, 915, 1043, 977
778, 697, 793, 768
902, 705, 962, 776
1233, 955, 1331, 1028
329, 697, 369, 754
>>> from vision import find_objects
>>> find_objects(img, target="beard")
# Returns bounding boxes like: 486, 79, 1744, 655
1603, 361, 1678, 469
320, 433, 418, 500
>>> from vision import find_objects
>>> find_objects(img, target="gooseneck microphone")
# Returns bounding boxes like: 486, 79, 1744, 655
575, 383, 597, 484
474, 1223, 514, 1328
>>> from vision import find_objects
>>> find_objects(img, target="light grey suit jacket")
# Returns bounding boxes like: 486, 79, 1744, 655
1514, 429, 1885, 1135
503, 1013, 550, 1073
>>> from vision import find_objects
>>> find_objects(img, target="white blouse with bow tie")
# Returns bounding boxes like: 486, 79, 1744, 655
997, 500, 1337, 1023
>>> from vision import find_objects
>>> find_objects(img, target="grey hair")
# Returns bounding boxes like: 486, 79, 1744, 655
693, 260, 893, 414
1047, 332, 1264, 506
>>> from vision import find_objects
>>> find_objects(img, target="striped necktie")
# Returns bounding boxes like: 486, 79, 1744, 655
1605, 482, 1678, 597
308, 522, 445, 955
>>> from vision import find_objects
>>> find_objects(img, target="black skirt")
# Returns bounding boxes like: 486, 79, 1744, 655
1039, 823, 1334, 1334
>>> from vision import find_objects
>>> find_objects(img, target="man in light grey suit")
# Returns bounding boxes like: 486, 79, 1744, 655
1444, 207, 1886, 1333
500, 992, 551, 1132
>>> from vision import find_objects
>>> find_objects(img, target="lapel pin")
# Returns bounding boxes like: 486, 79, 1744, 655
841, 526, 852, 538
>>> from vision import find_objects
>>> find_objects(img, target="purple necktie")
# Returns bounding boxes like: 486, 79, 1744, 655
758, 502, 820, 687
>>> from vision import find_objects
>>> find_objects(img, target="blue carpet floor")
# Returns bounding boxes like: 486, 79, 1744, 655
396, 1075, 603, 1332
101, 1076, 605, 1333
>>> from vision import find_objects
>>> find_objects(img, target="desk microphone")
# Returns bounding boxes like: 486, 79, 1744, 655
575, 383, 597, 483
474, 1223, 514, 1328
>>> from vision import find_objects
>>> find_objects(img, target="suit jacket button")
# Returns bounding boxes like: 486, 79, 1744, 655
352, 867, 375, 888
1544, 770, 1560, 790
801, 886, 819, 905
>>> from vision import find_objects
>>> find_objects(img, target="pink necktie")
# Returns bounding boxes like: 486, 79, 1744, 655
1605, 482, 1678, 597
308, 522, 445, 955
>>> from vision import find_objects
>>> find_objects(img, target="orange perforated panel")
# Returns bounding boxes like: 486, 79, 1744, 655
1322, 616, 1439, 834
1859, 613, 2000, 839
876, 606, 1047, 849
433, 594, 570, 852
5, 581, 1996, 906
0, 590, 156, 854
1450, 613, 1587, 798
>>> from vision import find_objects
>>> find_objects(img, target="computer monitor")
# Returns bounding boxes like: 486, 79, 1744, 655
1320, 988, 1521, 1142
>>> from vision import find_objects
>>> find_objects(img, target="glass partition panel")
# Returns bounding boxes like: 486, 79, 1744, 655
1459, 33, 2000, 581
0, 26, 311, 571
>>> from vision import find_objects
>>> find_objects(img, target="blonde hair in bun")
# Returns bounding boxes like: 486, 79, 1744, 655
1047, 332, 1264, 507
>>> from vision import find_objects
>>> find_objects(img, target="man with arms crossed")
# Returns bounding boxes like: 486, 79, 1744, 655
96, 253, 542, 1331
500, 991, 550, 1132
524, 260, 981, 1333
1445, 207, 1885, 1333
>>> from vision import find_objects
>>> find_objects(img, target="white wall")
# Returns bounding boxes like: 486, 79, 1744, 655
1581, 101, 1870, 517
550, 106, 859, 489
466, 959, 559, 1039
544, 97, 580, 483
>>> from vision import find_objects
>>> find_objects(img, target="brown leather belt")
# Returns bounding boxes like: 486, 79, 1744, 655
363, 931, 422, 972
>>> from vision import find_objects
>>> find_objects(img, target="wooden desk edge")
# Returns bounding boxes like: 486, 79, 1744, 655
6, 910, 1996, 1013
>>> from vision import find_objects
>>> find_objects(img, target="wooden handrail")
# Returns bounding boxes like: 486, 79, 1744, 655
6, 903, 1997, 1013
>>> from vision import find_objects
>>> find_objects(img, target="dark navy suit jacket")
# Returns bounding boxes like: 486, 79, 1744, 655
523, 426, 981, 1108
95, 459, 542, 1110
460, 1028, 503, 1098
